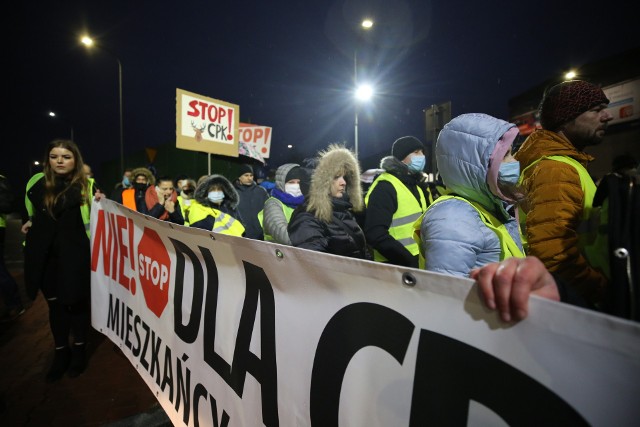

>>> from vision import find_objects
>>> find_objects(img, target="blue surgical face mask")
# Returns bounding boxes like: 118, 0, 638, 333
122, 177, 131, 187
408, 155, 426, 173
498, 161, 520, 184
207, 191, 225, 203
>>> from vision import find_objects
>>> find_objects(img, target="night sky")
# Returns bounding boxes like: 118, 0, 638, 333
6, 0, 638, 188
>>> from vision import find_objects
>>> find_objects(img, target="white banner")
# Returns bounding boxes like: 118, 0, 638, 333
90, 199, 640, 427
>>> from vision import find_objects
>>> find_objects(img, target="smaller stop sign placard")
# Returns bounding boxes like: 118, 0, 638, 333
137, 227, 171, 317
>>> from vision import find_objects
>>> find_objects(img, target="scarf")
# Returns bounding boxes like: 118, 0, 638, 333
145, 187, 178, 220
272, 188, 305, 208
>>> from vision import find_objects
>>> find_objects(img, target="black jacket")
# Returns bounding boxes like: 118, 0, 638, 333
234, 181, 269, 239
24, 175, 96, 303
289, 197, 369, 259
363, 156, 425, 268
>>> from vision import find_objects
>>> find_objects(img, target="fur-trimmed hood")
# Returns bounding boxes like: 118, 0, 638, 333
308, 145, 363, 222
131, 167, 155, 186
194, 174, 239, 209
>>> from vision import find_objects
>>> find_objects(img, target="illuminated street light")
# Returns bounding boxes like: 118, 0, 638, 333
48, 110, 74, 141
565, 70, 577, 80
354, 84, 374, 158
29, 161, 41, 176
361, 19, 374, 29
355, 84, 373, 101
353, 18, 374, 158
81, 34, 124, 172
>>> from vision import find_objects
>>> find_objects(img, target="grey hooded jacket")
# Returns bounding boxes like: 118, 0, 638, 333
261, 163, 300, 244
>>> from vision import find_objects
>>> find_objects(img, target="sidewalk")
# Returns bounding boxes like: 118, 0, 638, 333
0, 217, 171, 426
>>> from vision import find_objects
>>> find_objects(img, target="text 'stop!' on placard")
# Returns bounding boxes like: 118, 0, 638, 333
176, 88, 240, 157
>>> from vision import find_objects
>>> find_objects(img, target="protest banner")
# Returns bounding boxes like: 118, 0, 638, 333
176, 88, 240, 157
91, 199, 640, 427
239, 123, 272, 159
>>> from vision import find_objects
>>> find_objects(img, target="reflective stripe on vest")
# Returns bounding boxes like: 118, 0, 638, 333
188, 202, 245, 237
24, 174, 94, 238
365, 172, 427, 262
519, 155, 605, 274
257, 198, 294, 242
413, 195, 524, 269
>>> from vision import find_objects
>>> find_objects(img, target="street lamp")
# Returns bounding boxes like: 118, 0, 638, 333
354, 84, 374, 158
29, 161, 40, 176
81, 35, 124, 173
354, 18, 374, 158
564, 70, 577, 80
48, 111, 74, 141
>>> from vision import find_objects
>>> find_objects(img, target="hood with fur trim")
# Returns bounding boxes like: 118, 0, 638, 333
307, 145, 363, 222
131, 167, 155, 186
194, 174, 239, 209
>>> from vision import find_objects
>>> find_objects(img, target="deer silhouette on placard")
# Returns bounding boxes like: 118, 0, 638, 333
191, 121, 206, 142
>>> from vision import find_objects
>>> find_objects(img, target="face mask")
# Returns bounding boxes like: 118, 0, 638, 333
181, 188, 194, 199
498, 161, 520, 184
122, 177, 131, 187
285, 183, 302, 197
408, 155, 426, 173
207, 191, 225, 203
133, 182, 147, 190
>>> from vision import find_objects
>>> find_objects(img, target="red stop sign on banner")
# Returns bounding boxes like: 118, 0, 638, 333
137, 227, 171, 317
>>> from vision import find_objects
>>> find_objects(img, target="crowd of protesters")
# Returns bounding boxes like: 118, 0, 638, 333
2, 79, 635, 383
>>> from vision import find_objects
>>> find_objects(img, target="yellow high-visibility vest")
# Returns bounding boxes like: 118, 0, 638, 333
365, 172, 426, 262
188, 201, 245, 237
257, 198, 294, 242
519, 155, 606, 275
413, 195, 524, 269
25, 173, 94, 238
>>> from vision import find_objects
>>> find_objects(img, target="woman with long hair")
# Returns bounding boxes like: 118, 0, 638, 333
22, 139, 102, 381
288, 145, 369, 259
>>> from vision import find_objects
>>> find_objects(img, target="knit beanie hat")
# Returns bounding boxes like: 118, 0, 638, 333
392, 136, 424, 161
285, 166, 305, 183
238, 164, 253, 177
539, 80, 609, 131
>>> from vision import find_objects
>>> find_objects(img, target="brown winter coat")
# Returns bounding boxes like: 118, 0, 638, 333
515, 129, 607, 305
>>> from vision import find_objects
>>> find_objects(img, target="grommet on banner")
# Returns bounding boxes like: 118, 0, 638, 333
614, 248, 629, 259
209, 234, 216, 241
402, 272, 416, 287
275, 249, 284, 259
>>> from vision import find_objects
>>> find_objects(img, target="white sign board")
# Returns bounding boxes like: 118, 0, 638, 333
603, 78, 640, 125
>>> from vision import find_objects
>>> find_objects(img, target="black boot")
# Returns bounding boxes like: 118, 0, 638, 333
46, 347, 71, 382
67, 343, 87, 378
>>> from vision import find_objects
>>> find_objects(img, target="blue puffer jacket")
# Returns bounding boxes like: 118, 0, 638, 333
420, 113, 523, 277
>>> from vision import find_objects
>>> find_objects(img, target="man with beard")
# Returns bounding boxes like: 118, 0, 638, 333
113, 167, 155, 214
364, 136, 428, 268
515, 80, 613, 308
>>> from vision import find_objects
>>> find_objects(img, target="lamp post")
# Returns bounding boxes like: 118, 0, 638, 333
81, 35, 124, 173
354, 84, 374, 158
354, 18, 374, 158
48, 111, 74, 141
